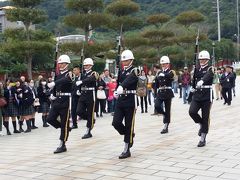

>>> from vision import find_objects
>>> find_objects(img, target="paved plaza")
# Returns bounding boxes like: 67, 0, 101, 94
0, 77, 240, 180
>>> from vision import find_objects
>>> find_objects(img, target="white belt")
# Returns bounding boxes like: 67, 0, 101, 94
158, 86, 172, 90
124, 90, 136, 94
56, 92, 71, 96
81, 87, 95, 91
197, 85, 212, 89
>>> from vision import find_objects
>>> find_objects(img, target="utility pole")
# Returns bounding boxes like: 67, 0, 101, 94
237, 0, 239, 61
212, 42, 215, 67
217, 0, 221, 42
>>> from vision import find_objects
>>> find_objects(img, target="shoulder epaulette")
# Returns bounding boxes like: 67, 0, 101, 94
91, 71, 99, 79
131, 68, 140, 76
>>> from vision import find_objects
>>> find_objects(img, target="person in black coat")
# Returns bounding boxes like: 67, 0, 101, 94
220, 66, 234, 105
37, 78, 51, 127
189, 50, 214, 147
155, 56, 174, 134
95, 74, 106, 117
112, 50, 139, 159
76, 58, 98, 139
47, 55, 73, 154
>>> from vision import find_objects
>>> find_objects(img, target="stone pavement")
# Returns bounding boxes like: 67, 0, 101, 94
0, 77, 240, 180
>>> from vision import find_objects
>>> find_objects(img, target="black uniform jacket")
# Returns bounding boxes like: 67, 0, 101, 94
192, 65, 214, 102
79, 70, 97, 102
116, 66, 138, 108
52, 70, 72, 108
155, 68, 174, 100
220, 72, 234, 89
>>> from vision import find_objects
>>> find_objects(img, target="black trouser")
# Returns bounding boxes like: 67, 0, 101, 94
47, 105, 70, 142
77, 99, 95, 129
189, 100, 212, 134
159, 98, 172, 124
95, 99, 105, 115
71, 95, 79, 126
140, 96, 148, 111
154, 96, 164, 114
112, 106, 136, 144
222, 88, 232, 104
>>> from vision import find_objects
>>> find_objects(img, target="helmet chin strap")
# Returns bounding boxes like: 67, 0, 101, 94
84, 67, 92, 71
123, 60, 133, 70
60, 64, 69, 71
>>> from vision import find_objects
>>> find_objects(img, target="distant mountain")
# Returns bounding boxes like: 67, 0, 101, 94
0, 0, 238, 40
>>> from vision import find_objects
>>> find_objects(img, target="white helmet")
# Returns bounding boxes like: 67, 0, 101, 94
198, 50, 210, 60
160, 56, 170, 64
57, 55, 71, 64
121, 50, 134, 61
83, 58, 94, 66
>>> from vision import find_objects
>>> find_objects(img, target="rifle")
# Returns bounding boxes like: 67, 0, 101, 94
187, 29, 199, 103
53, 32, 60, 80
80, 42, 85, 73
115, 24, 123, 83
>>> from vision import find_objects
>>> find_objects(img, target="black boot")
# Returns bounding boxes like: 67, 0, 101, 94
3, 121, 11, 135
161, 123, 169, 134
119, 143, 131, 159
31, 118, 38, 129
82, 128, 92, 139
24, 120, 31, 133
197, 133, 206, 147
19, 121, 24, 132
43, 115, 49, 127
54, 141, 67, 154
12, 121, 20, 133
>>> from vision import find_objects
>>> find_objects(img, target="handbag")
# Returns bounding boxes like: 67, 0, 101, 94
97, 90, 106, 99
34, 98, 40, 107
0, 97, 7, 107
137, 87, 147, 97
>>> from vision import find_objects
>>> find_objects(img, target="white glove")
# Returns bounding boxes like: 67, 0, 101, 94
116, 86, 123, 95
113, 91, 118, 98
50, 94, 57, 100
76, 90, 81, 96
159, 73, 165, 77
47, 82, 55, 89
196, 80, 204, 87
190, 87, 195, 93
18, 93, 23, 98
76, 80, 82, 86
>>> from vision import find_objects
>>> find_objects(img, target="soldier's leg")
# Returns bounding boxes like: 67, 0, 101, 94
189, 100, 202, 124
123, 107, 136, 144
71, 96, 78, 127
86, 100, 95, 129
47, 106, 61, 129
59, 107, 70, 142
112, 105, 125, 135
201, 102, 212, 134
163, 99, 172, 124
76, 100, 87, 120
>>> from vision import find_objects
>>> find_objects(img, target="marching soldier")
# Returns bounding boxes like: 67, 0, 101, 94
71, 66, 81, 129
76, 58, 97, 139
189, 50, 214, 147
47, 55, 73, 154
112, 50, 139, 159
155, 56, 174, 134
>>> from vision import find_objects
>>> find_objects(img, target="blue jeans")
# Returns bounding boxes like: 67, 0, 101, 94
182, 85, 190, 104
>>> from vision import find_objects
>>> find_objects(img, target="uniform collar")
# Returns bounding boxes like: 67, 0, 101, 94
124, 65, 133, 72
60, 69, 68, 74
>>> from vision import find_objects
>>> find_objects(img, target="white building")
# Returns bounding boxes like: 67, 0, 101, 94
0, 6, 35, 33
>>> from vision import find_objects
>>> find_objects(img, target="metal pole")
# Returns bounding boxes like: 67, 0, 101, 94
212, 42, 215, 67
217, 0, 221, 42
237, 0, 240, 61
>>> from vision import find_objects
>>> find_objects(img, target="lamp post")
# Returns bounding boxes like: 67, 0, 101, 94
212, 42, 215, 67
217, 0, 221, 42
237, 0, 240, 62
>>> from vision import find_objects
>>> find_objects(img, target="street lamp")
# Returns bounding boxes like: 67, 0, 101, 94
212, 42, 215, 67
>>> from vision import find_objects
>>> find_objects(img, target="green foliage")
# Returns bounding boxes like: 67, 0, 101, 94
147, 13, 171, 27
105, 0, 140, 17
176, 11, 205, 27
65, 0, 104, 13
11, 0, 43, 8
108, 16, 143, 31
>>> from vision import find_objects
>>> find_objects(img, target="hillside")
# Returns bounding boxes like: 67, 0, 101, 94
0, 0, 238, 40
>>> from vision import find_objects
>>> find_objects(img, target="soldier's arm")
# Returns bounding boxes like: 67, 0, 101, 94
121, 74, 138, 89
202, 67, 214, 84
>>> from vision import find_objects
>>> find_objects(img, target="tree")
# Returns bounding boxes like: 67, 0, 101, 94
64, 0, 110, 42
4, 0, 51, 79
176, 11, 205, 28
